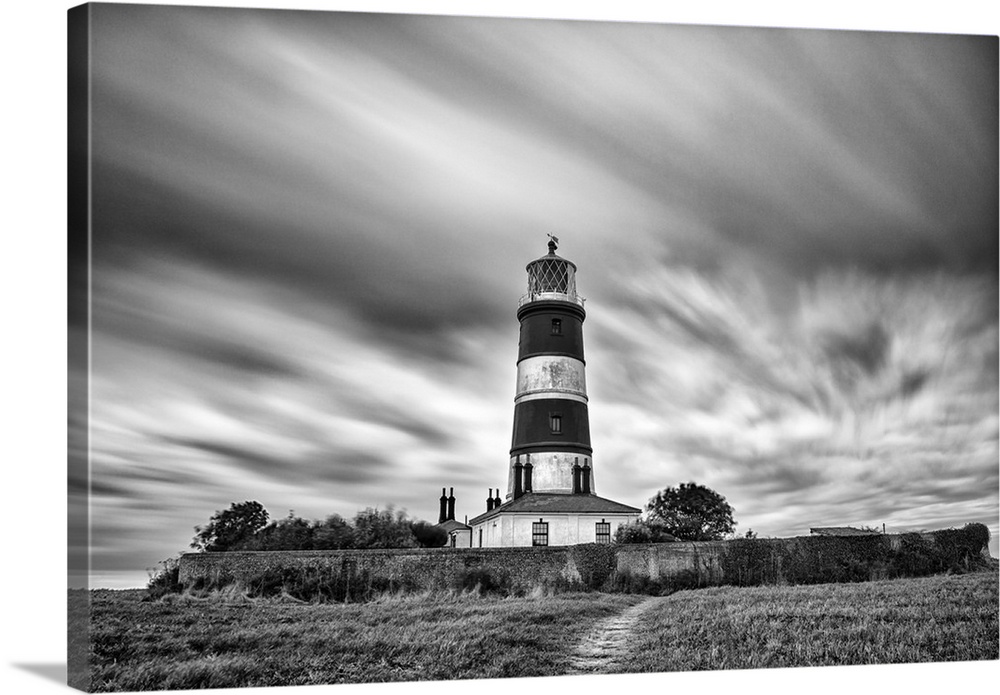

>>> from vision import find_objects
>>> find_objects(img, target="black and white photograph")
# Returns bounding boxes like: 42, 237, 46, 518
5, 2, 1000, 695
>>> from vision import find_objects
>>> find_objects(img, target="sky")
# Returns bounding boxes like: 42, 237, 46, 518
70, 2, 998, 588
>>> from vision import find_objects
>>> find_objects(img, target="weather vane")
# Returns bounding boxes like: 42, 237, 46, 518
547, 233, 559, 251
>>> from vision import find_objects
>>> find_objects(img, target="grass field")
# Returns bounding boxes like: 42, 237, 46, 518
613, 571, 999, 673
86, 588, 643, 691
85, 571, 998, 691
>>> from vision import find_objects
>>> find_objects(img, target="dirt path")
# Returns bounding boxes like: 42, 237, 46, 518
566, 596, 669, 674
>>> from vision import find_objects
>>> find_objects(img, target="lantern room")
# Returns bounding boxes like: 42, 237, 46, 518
519, 236, 585, 308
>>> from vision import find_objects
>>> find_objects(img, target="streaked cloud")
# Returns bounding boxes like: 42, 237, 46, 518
590, 261, 997, 538
76, 5, 998, 585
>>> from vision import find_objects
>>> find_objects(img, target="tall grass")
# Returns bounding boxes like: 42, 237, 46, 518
613, 571, 999, 672
88, 588, 642, 691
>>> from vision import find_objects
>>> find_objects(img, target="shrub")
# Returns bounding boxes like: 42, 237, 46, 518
411, 520, 448, 548
891, 533, 940, 577
719, 538, 780, 586
719, 536, 904, 587
614, 518, 678, 544
145, 558, 182, 600
227, 565, 397, 603
568, 543, 617, 589
929, 523, 993, 573
961, 522, 991, 550
455, 568, 503, 594
605, 571, 672, 596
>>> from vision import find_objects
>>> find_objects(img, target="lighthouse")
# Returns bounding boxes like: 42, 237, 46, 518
464, 238, 640, 548
509, 235, 593, 497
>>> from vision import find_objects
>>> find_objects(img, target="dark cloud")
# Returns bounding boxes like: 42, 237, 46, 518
165, 436, 397, 487
87, 478, 134, 498
90, 164, 511, 351
332, 391, 459, 450
163, 438, 285, 475
724, 458, 830, 497
898, 369, 930, 399
822, 322, 890, 388
109, 460, 213, 491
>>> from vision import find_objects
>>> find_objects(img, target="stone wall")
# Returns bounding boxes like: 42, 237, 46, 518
177, 528, 990, 597
178, 546, 585, 595
614, 540, 728, 587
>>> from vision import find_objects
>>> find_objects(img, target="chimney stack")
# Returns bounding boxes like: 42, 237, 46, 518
493, 489, 502, 509
572, 457, 582, 494
447, 487, 456, 521
523, 455, 533, 493
487, 488, 494, 512
581, 459, 591, 494
438, 487, 448, 523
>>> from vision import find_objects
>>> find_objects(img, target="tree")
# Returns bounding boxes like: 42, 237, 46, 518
644, 482, 735, 541
190, 502, 442, 551
312, 514, 356, 550
352, 507, 419, 549
236, 511, 315, 551
191, 501, 269, 552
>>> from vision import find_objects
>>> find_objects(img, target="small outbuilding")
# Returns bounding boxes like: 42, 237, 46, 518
438, 519, 472, 548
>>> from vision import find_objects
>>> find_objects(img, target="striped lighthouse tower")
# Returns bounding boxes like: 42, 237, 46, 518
461, 237, 639, 547
508, 236, 594, 499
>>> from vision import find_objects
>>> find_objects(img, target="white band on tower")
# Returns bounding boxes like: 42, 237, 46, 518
514, 355, 587, 404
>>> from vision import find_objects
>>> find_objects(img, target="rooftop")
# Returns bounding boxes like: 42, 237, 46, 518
468, 492, 640, 525
436, 519, 471, 532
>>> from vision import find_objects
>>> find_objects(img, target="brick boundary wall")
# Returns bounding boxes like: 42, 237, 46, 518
177, 530, 990, 596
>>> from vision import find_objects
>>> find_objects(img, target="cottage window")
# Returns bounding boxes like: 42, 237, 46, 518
532, 520, 549, 547
596, 521, 611, 544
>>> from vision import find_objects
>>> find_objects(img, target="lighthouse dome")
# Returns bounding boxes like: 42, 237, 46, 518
520, 238, 584, 308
